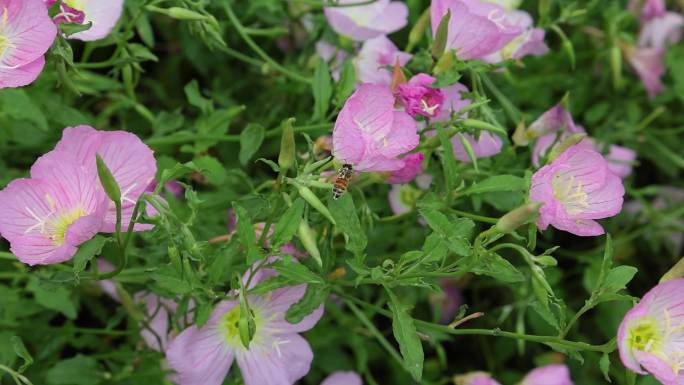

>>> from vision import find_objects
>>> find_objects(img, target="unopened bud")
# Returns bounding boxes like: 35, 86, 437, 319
660, 256, 684, 283
547, 133, 587, 163
166, 7, 209, 20
407, 7, 430, 52
278, 118, 296, 173
495, 202, 542, 233
432, 9, 451, 59
298, 219, 322, 267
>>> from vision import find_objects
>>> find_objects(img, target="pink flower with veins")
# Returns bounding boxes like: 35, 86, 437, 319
618, 279, 684, 385
387, 153, 424, 184
430, 0, 522, 60
638, 12, 683, 49
356, 35, 412, 85
483, 10, 548, 63
52, 126, 157, 233
397, 73, 445, 118
0, 0, 57, 88
629, 0, 666, 21
321, 371, 363, 385
332, 84, 419, 172
521, 364, 574, 385
452, 132, 503, 163
625, 46, 665, 100
529, 140, 625, 236
166, 258, 324, 385
0, 151, 107, 265
43, 0, 124, 41
324, 0, 408, 41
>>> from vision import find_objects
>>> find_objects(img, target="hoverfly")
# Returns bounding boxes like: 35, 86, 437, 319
332, 163, 353, 200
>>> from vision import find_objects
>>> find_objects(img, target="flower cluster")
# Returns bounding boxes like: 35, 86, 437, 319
0, 126, 156, 265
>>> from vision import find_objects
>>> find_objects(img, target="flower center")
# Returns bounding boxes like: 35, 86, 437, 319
219, 305, 264, 347
0, 34, 13, 56
64, 0, 84, 10
551, 173, 589, 215
627, 318, 662, 353
49, 206, 87, 246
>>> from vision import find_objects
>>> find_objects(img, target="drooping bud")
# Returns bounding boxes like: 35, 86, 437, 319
495, 202, 543, 233
546, 133, 587, 163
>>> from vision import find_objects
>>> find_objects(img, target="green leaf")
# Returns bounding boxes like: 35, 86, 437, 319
297, 185, 336, 225
436, 125, 459, 194
335, 59, 356, 106
273, 257, 324, 285
329, 194, 367, 257
239, 123, 266, 165
60, 21, 92, 36
10, 336, 33, 373
0, 90, 48, 131
385, 287, 424, 381
431, 9, 450, 58
150, 266, 192, 294
27, 278, 77, 319
194, 301, 213, 328
256, 158, 280, 173
461, 175, 527, 195
603, 266, 638, 293
271, 198, 305, 250
285, 284, 329, 324
600, 353, 612, 383
312, 60, 332, 121
72, 236, 108, 277
46, 355, 103, 385
232, 202, 262, 263
96, 154, 121, 204
194, 155, 227, 185
184, 80, 212, 114
466, 253, 525, 283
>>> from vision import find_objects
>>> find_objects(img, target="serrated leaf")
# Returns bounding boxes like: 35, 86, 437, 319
27, 278, 77, 319
194, 155, 226, 185
46, 355, 103, 385
271, 198, 305, 250
10, 336, 33, 373
184, 80, 212, 114
603, 266, 638, 293
150, 267, 192, 295
272, 258, 324, 285
72, 236, 107, 277
285, 284, 329, 324
239, 123, 265, 165
386, 287, 424, 381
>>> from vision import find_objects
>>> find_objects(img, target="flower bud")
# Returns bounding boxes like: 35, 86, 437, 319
495, 202, 542, 233
546, 133, 586, 163
166, 7, 209, 21
278, 118, 296, 173
296, 185, 336, 226
96, 154, 121, 204
298, 219, 322, 267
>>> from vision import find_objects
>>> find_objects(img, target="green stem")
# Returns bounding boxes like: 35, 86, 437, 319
345, 299, 407, 367
480, 73, 522, 124
448, 209, 498, 224
243, 26, 289, 36
0, 251, 16, 260
223, 2, 311, 84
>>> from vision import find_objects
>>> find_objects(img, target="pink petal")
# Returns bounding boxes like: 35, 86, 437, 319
235, 333, 314, 385
452, 132, 503, 161
606, 144, 637, 178
387, 153, 424, 184
626, 46, 665, 99
1, 0, 57, 68
522, 364, 574, 385
68, 0, 124, 41
638, 12, 683, 49
0, 56, 46, 89
321, 371, 363, 385
378, 111, 419, 158
551, 217, 605, 236
324, 0, 407, 41
633, 351, 684, 385
357, 35, 412, 85
166, 302, 236, 385
617, 302, 650, 375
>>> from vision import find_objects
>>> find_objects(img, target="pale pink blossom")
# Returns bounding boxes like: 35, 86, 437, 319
521, 364, 574, 385
639, 12, 683, 49
166, 260, 324, 385
618, 279, 684, 384
52, 126, 157, 232
430, 0, 522, 60
483, 10, 548, 63
529, 140, 625, 236
356, 35, 411, 85
0, 0, 57, 88
0, 151, 107, 265
316, 40, 348, 81
629, 0, 666, 21
324, 0, 408, 41
454, 372, 502, 385
397, 73, 445, 118
321, 371, 363, 385
627, 46, 665, 99
54, 0, 124, 41
452, 132, 503, 162
387, 153, 424, 184
332, 84, 419, 172
388, 184, 418, 215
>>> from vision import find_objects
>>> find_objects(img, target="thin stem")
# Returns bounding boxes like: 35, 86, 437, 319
224, 2, 311, 84
0, 251, 17, 260
448, 209, 498, 224
345, 299, 407, 367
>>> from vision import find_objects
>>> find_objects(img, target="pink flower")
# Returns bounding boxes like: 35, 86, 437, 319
605, 144, 637, 178
166, 260, 324, 385
388, 184, 418, 215
44, 0, 84, 24
430, 0, 522, 60
452, 132, 503, 162
618, 279, 684, 384
455, 372, 502, 385
0, 151, 107, 265
324, 0, 408, 41
527, 102, 580, 143
429, 278, 463, 324
483, 10, 548, 63
321, 371, 363, 385
356, 35, 412, 85
52, 126, 157, 232
50, 0, 124, 41
629, 0, 666, 21
397, 73, 445, 118
625, 45, 665, 99
521, 364, 574, 385
387, 153, 424, 184
332, 84, 419, 172
0, 0, 57, 88
529, 140, 625, 236
639, 12, 683, 49
434, 82, 471, 122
